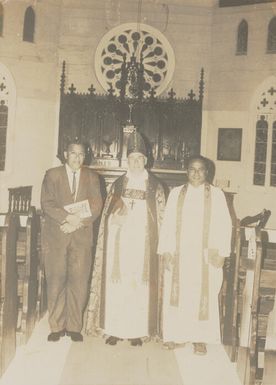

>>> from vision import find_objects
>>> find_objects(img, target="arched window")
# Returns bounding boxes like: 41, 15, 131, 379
0, 4, 3, 37
253, 116, 268, 186
271, 121, 276, 186
236, 20, 248, 55
267, 17, 276, 53
253, 81, 276, 187
0, 63, 16, 173
0, 101, 8, 171
23, 6, 35, 43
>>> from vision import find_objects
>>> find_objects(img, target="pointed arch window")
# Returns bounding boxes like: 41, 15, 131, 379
253, 83, 276, 187
0, 64, 15, 173
236, 20, 248, 55
23, 6, 35, 43
253, 116, 268, 186
0, 4, 3, 37
0, 101, 8, 171
271, 121, 276, 186
267, 17, 276, 53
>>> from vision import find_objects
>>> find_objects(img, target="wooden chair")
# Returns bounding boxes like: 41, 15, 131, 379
8, 186, 32, 214
0, 213, 20, 376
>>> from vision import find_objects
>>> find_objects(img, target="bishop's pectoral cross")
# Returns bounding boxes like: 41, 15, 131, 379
129, 199, 136, 210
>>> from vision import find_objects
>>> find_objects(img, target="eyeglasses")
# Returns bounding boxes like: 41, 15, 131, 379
188, 167, 206, 173
68, 151, 85, 158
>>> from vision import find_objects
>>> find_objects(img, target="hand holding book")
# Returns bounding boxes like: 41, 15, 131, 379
60, 200, 93, 233
66, 213, 82, 227
64, 199, 92, 219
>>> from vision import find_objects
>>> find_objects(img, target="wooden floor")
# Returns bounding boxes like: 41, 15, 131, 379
0, 315, 242, 385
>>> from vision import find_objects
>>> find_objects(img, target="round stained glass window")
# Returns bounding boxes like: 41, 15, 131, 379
95, 23, 175, 97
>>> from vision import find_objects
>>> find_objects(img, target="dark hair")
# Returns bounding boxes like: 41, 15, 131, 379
187, 155, 208, 169
64, 139, 85, 153
187, 155, 216, 184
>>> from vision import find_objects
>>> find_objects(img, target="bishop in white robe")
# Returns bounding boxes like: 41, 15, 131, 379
158, 156, 232, 354
86, 132, 166, 346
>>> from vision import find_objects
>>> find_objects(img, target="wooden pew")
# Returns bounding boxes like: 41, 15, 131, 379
220, 192, 237, 360
222, 219, 241, 361
7, 186, 46, 325
234, 224, 262, 383
243, 228, 276, 385
221, 210, 271, 383
234, 224, 276, 385
36, 213, 47, 321
235, 224, 256, 383
263, 304, 276, 385
259, 230, 276, 385
16, 207, 40, 345
0, 213, 20, 376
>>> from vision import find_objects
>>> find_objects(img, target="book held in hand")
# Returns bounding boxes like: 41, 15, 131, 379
64, 199, 92, 218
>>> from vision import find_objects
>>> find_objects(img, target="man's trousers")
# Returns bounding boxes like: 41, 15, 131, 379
44, 237, 92, 333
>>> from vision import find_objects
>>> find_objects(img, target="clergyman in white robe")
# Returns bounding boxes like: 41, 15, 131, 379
158, 157, 232, 347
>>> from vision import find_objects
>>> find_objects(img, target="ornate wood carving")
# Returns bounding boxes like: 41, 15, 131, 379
58, 60, 204, 178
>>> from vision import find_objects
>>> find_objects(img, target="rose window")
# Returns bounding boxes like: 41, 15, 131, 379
95, 23, 175, 97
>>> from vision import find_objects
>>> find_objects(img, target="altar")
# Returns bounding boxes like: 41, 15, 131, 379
57, 56, 204, 188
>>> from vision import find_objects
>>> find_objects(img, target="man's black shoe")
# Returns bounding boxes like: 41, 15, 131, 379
105, 336, 122, 345
130, 338, 143, 346
66, 331, 83, 342
47, 330, 66, 342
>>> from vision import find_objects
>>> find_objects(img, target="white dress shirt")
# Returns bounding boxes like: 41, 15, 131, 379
65, 163, 81, 201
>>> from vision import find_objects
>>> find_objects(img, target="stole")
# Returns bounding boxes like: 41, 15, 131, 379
170, 183, 211, 321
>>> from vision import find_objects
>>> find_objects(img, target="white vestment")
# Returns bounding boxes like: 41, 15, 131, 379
104, 170, 149, 339
158, 183, 232, 344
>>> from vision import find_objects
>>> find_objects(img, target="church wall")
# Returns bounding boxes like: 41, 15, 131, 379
0, 0, 214, 213
202, 2, 276, 228
58, 1, 213, 97
0, 1, 61, 212
3, 0, 275, 230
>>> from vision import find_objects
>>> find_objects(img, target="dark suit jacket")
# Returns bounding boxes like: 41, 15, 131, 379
41, 165, 103, 249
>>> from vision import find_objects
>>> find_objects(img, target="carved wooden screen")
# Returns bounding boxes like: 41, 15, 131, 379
58, 91, 126, 164
58, 62, 204, 171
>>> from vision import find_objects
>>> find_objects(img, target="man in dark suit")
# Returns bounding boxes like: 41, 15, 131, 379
41, 141, 103, 342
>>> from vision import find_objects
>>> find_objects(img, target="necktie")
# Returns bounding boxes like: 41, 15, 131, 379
72, 172, 76, 199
